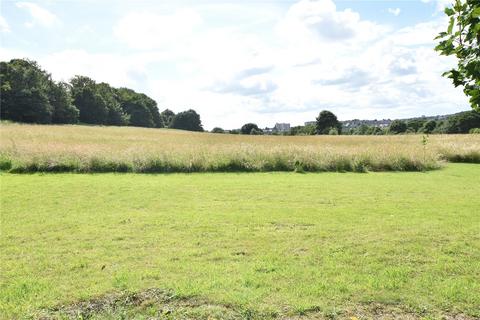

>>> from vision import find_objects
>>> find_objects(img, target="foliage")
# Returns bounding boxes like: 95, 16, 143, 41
70, 75, 109, 124
116, 87, 161, 128
241, 123, 262, 135
211, 127, 225, 133
160, 109, 176, 128
170, 109, 203, 131
347, 125, 386, 135
446, 110, 480, 133
435, 0, 480, 111
421, 120, 438, 133
470, 128, 480, 133
328, 127, 339, 135
289, 124, 316, 136
389, 120, 407, 134
0, 59, 54, 123
407, 119, 427, 132
49, 82, 79, 124
0, 58, 170, 129
316, 110, 342, 135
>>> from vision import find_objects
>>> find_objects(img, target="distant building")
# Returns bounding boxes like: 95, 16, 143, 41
341, 119, 391, 129
274, 123, 290, 132
304, 121, 316, 126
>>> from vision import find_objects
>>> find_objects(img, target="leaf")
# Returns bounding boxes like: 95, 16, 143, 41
444, 7, 455, 16
448, 17, 455, 34
472, 7, 480, 18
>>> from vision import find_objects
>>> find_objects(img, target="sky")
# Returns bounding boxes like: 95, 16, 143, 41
0, 0, 469, 129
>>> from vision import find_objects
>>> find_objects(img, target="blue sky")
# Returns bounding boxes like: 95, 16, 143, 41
0, 0, 468, 129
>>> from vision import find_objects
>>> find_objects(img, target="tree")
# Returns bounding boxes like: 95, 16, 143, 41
388, 120, 407, 134
70, 76, 109, 124
241, 123, 262, 135
0, 59, 54, 123
211, 127, 225, 133
316, 110, 341, 135
289, 124, 316, 136
160, 109, 176, 128
421, 120, 437, 133
170, 109, 203, 131
97, 83, 129, 126
435, 0, 480, 111
116, 88, 161, 128
445, 110, 480, 133
407, 119, 427, 132
49, 81, 79, 124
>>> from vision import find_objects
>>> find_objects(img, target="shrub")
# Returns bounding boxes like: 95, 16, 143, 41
211, 127, 225, 134
469, 128, 480, 134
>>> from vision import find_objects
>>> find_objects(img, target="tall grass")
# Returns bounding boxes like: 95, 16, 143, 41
1, 123, 479, 173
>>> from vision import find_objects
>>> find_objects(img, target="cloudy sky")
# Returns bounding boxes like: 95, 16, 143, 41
0, 0, 469, 129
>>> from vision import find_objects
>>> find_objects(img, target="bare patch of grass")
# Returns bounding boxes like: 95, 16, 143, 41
36, 288, 477, 320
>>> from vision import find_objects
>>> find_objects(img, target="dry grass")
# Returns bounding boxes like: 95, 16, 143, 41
0, 123, 479, 173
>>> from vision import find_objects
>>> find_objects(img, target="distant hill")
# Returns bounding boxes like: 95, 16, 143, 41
340, 111, 469, 129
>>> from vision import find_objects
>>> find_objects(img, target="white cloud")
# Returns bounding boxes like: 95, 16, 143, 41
388, 8, 401, 16
0, 16, 10, 33
277, 0, 386, 44
40, 50, 157, 90
421, 0, 453, 12
108, 0, 468, 128
3, 0, 468, 129
16, 2, 60, 28
114, 9, 202, 50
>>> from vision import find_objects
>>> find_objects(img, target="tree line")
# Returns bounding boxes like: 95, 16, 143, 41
0, 58, 203, 131
213, 110, 480, 135
1, 59, 479, 136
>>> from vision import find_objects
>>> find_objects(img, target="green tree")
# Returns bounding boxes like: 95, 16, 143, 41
289, 124, 316, 136
240, 123, 262, 135
49, 81, 79, 124
389, 120, 407, 134
421, 120, 437, 133
116, 88, 161, 128
170, 109, 203, 131
70, 76, 109, 124
407, 119, 427, 132
446, 110, 480, 133
211, 127, 225, 133
160, 109, 176, 128
316, 110, 341, 135
97, 83, 129, 126
435, 0, 480, 111
0, 59, 54, 123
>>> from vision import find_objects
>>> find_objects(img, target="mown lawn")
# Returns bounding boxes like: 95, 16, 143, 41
1, 164, 479, 319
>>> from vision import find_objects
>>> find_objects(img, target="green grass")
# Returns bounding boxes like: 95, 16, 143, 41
1, 164, 480, 319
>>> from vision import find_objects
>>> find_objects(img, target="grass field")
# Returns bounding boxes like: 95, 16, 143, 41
1, 123, 480, 173
1, 164, 479, 319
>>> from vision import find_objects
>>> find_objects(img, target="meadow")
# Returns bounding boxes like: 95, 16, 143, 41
1, 164, 480, 319
1, 123, 480, 173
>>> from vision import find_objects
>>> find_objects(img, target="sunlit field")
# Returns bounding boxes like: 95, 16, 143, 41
1, 123, 479, 173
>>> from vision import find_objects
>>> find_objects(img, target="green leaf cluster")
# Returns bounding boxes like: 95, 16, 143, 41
435, 0, 480, 111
